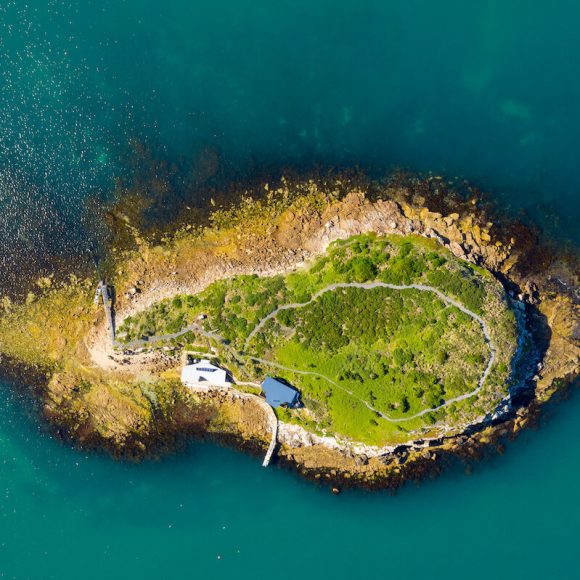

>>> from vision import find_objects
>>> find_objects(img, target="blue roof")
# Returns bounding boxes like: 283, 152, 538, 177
262, 377, 300, 408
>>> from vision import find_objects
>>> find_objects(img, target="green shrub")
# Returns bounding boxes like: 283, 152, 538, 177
399, 242, 413, 257
165, 313, 185, 334
426, 252, 447, 268
349, 256, 377, 282
277, 309, 296, 327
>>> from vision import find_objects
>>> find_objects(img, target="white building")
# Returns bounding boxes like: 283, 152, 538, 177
181, 359, 231, 388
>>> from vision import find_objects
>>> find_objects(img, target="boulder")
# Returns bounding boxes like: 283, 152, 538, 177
449, 241, 466, 257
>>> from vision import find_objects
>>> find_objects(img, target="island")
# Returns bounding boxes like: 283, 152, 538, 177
0, 173, 578, 489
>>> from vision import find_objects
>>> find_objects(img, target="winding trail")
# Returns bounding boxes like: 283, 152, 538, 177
245, 282, 496, 422
119, 282, 496, 423
122, 322, 223, 350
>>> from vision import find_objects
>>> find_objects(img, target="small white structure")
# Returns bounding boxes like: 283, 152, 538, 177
181, 359, 231, 388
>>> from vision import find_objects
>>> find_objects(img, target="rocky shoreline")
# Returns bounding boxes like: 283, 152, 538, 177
0, 172, 577, 490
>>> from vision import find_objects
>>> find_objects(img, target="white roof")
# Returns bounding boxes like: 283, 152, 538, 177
189, 359, 220, 371
181, 359, 230, 387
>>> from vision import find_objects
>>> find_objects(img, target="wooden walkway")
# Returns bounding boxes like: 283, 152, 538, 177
98, 281, 115, 345
261, 403, 278, 467
230, 391, 278, 467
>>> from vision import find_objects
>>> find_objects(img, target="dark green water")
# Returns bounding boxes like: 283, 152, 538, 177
1, 1, 579, 578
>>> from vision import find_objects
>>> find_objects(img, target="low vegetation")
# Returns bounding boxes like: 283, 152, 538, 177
0, 276, 95, 367
118, 234, 518, 445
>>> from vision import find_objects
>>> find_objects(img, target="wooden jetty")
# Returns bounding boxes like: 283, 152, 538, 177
262, 416, 278, 467
98, 281, 115, 345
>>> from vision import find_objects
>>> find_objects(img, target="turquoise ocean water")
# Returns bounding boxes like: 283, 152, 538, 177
0, 1, 579, 578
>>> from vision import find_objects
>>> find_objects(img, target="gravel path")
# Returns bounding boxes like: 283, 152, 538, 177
245, 282, 496, 422
122, 322, 223, 350
121, 281, 495, 423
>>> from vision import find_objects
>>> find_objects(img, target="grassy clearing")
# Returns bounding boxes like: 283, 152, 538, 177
117, 234, 518, 446
251, 286, 487, 445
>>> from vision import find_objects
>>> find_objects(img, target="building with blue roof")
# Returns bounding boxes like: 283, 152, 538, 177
261, 377, 300, 408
